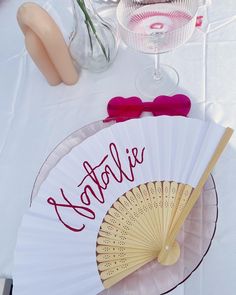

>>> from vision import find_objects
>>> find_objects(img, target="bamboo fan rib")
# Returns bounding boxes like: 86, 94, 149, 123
96, 181, 194, 288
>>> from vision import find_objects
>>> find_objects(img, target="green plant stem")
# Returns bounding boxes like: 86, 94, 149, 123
76, 0, 109, 61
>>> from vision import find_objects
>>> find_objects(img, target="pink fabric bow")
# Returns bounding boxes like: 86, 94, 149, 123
104, 94, 191, 123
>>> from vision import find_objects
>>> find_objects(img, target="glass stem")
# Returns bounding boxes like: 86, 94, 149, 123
70, 0, 78, 43
154, 54, 162, 81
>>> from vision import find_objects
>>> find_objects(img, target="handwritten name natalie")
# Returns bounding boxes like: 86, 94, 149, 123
47, 142, 145, 232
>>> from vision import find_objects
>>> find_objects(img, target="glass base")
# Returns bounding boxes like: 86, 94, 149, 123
135, 64, 179, 99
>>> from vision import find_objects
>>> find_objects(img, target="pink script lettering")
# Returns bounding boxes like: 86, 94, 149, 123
47, 142, 145, 232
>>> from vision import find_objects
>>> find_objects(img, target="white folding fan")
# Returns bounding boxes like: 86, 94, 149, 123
13, 116, 233, 295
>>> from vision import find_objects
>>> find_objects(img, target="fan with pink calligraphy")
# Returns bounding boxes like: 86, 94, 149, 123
13, 116, 233, 295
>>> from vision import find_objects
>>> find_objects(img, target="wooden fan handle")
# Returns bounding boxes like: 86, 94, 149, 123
158, 127, 233, 264
169, 184, 193, 232
157, 240, 180, 266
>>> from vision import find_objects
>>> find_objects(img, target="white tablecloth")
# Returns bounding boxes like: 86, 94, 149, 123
0, 0, 236, 294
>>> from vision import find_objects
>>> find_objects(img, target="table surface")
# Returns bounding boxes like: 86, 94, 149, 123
1, 0, 236, 294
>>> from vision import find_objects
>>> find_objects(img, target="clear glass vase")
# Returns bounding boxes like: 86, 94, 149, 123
69, 0, 118, 72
